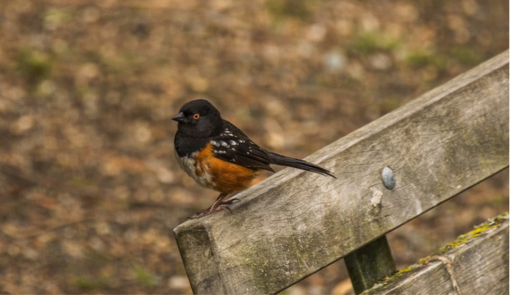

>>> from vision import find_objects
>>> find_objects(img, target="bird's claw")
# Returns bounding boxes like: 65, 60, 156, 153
187, 198, 240, 219
220, 198, 240, 206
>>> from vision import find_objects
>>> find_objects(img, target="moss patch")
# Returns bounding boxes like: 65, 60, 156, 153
431, 212, 508, 256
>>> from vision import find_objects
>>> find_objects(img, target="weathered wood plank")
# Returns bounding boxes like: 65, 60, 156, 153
363, 215, 509, 295
174, 50, 509, 295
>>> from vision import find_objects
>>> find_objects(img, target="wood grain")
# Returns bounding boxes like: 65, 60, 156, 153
363, 218, 509, 295
174, 50, 509, 295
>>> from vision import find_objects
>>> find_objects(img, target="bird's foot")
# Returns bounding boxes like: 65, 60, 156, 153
219, 198, 240, 206
187, 198, 240, 219
214, 197, 241, 213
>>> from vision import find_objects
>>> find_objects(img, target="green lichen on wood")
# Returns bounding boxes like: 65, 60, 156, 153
360, 262, 423, 294
362, 212, 509, 295
431, 212, 508, 256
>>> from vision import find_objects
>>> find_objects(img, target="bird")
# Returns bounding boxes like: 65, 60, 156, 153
172, 99, 335, 219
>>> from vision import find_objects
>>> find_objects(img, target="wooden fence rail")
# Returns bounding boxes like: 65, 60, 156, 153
363, 214, 508, 295
173, 50, 509, 295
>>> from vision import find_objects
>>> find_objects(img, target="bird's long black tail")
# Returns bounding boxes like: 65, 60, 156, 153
266, 151, 336, 178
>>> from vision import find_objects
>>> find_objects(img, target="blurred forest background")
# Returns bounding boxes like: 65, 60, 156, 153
0, 0, 508, 294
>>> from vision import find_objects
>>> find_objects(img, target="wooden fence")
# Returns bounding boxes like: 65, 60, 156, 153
363, 213, 508, 295
173, 50, 509, 295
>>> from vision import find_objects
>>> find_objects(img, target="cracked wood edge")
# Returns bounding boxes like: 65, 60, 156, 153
173, 50, 509, 295
363, 217, 509, 295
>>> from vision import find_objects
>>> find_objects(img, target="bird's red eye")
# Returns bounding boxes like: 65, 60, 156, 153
193, 114, 200, 119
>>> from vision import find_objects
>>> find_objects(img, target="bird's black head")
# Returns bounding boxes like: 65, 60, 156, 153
172, 99, 223, 137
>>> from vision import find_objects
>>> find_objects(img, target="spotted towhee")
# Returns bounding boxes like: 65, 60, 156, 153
173, 99, 335, 219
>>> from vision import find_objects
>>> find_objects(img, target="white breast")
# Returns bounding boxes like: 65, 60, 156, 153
175, 149, 213, 188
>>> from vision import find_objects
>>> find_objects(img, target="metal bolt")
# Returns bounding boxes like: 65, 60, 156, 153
382, 167, 395, 190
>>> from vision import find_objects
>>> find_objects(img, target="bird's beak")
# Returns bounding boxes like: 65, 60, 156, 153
172, 112, 187, 123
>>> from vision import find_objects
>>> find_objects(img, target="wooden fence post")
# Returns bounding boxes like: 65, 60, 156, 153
345, 236, 396, 294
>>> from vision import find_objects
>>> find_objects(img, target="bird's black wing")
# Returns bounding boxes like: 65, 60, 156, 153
209, 121, 274, 172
